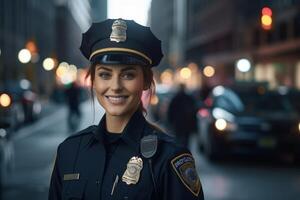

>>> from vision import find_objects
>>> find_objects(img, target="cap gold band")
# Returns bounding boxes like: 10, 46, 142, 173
89, 48, 152, 64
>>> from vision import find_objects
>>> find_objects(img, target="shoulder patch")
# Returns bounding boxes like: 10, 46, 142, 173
171, 153, 201, 197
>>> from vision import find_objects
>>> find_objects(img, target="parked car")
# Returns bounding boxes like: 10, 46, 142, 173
286, 88, 300, 114
0, 80, 41, 130
0, 90, 23, 132
197, 85, 300, 161
0, 91, 16, 187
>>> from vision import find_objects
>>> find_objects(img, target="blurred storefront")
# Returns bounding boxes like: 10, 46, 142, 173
151, 0, 300, 90
186, 0, 300, 89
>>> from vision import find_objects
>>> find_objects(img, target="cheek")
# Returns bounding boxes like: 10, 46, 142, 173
129, 79, 145, 96
93, 80, 106, 95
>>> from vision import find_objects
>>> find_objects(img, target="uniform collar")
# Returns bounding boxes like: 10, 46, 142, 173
90, 109, 146, 153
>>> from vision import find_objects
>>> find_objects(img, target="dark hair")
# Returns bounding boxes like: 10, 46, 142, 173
85, 63, 155, 116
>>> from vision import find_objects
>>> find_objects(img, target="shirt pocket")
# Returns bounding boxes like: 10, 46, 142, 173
62, 180, 87, 200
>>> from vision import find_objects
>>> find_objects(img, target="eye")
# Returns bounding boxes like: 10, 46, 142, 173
121, 72, 136, 80
98, 72, 111, 79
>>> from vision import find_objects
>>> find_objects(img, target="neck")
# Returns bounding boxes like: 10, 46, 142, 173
105, 109, 139, 134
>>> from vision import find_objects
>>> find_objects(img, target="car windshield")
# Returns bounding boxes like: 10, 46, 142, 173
214, 87, 294, 114
238, 91, 293, 113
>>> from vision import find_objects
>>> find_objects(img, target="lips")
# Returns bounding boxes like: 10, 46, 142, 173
105, 95, 128, 104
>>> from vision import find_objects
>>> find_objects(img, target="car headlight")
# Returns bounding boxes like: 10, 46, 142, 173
0, 93, 12, 107
214, 118, 237, 132
215, 119, 227, 131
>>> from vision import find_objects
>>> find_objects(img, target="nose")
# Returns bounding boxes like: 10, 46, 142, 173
110, 76, 123, 91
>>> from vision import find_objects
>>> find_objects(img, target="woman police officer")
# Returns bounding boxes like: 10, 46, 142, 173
49, 19, 204, 200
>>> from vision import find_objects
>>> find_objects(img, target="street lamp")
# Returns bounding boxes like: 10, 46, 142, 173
18, 49, 31, 64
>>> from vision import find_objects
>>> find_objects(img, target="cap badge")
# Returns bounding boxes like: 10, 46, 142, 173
110, 19, 127, 43
122, 156, 143, 185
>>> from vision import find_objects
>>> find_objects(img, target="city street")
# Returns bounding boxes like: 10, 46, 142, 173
1, 100, 300, 200
2, 100, 104, 200
2, 0, 300, 200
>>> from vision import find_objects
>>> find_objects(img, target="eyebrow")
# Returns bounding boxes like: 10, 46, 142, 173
96, 66, 137, 72
96, 66, 112, 72
120, 66, 137, 72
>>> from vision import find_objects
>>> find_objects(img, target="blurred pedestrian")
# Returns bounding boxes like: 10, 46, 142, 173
64, 81, 81, 132
49, 19, 204, 200
193, 81, 212, 110
167, 83, 197, 147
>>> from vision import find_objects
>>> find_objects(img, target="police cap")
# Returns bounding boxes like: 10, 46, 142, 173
80, 19, 163, 67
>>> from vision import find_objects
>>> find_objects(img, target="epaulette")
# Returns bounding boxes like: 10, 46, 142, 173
64, 125, 97, 141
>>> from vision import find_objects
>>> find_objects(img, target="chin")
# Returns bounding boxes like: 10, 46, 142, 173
105, 107, 130, 117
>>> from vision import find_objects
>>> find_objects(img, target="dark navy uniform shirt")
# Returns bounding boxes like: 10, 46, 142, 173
49, 110, 204, 200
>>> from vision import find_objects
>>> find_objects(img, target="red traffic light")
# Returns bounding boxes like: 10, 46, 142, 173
262, 7, 272, 16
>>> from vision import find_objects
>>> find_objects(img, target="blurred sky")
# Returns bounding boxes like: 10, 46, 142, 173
107, 0, 152, 25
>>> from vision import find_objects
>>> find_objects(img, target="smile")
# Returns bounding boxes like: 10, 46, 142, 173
105, 95, 128, 104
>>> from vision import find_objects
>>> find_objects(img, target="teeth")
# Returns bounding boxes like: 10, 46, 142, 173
109, 96, 124, 100
107, 96, 127, 104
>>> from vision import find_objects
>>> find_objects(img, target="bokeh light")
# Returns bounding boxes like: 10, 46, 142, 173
0, 93, 11, 107
203, 65, 215, 77
160, 69, 173, 85
236, 58, 251, 72
215, 119, 227, 131
261, 15, 272, 26
150, 95, 159, 105
56, 62, 78, 85
43, 58, 55, 71
180, 67, 192, 79
20, 79, 31, 90
262, 7, 272, 16
18, 49, 31, 63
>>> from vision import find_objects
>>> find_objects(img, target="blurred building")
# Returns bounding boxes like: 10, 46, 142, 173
0, 0, 56, 91
150, 0, 203, 89
0, 0, 107, 96
150, 0, 175, 71
151, 0, 300, 89
186, 0, 300, 88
